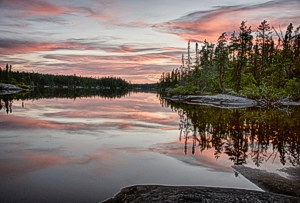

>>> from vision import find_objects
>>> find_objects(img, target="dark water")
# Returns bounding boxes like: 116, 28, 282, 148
161, 100, 300, 168
0, 91, 299, 202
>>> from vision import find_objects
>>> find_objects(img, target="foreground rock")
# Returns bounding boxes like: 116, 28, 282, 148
104, 185, 299, 202
164, 94, 258, 109
233, 165, 300, 198
0, 83, 27, 95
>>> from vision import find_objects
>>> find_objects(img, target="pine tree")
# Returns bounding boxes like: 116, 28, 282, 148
214, 32, 229, 93
230, 21, 253, 92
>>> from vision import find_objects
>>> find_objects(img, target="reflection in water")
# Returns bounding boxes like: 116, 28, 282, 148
0, 88, 130, 114
0, 98, 13, 114
162, 99, 300, 167
0, 92, 265, 202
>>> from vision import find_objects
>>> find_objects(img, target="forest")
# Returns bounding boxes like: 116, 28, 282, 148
0, 64, 130, 90
158, 20, 300, 101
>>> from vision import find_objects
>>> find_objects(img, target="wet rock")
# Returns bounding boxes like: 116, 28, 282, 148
104, 185, 299, 202
0, 83, 27, 95
164, 94, 257, 109
163, 94, 300, 108
233, 165, 300, 198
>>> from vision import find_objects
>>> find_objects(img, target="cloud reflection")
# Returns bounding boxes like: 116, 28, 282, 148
0, 147, 145, 178
0, 115, 96, 131
152, 141, 233, 172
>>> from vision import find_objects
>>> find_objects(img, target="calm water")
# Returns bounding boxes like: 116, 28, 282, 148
0, 92, 299, 202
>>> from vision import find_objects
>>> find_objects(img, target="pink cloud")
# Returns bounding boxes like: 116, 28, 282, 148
0, 35, 181, 83
1, 0, 116, 21
44, 51, 180, 65
156, 0, 300, 42
1, 0, 66, 16
0, 40, 95, 55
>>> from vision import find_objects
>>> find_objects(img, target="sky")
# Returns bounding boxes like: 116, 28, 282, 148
0, 0, 299, 83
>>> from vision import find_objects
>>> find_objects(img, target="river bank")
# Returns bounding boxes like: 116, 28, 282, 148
163, 94, 300, 109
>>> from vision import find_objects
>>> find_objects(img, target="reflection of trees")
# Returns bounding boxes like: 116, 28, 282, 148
163, 99, 300, 167
0, 98, 13, 114
24, 88, 130, 100
0, 88, 131, 114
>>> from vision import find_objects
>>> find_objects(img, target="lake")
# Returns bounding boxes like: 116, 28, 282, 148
0, 91, 299, 202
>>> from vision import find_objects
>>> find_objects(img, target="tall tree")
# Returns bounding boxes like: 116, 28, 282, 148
214, 32, 229, 93
230, 21, 253, 92
257, 20, 272, 79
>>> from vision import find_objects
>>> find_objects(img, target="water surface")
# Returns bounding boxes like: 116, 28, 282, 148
1, 92, 298, 202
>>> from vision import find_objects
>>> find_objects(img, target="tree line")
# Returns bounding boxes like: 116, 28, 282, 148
158, 20, 300, 100
0, 64, 130, 90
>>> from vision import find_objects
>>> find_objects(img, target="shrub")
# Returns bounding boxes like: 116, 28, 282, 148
285, 78, 300, 100
168, 83, 199, 95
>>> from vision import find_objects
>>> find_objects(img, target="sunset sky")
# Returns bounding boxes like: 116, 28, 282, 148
0, 0, 299, 83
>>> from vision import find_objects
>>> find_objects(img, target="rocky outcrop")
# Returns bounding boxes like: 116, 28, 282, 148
104, 185, 299, 202
0, 83, 27, 95
164, 94, 300, 108
164, 94, 258, 109
233, 165, 300, 198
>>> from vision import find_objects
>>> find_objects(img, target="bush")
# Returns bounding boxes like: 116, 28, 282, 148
168, 83, 199, 95
241, 73, 257, 88
240, 84, 286, 101
285, 78, 300, 100
17, 83, 30, 89
240, 84, 261, 99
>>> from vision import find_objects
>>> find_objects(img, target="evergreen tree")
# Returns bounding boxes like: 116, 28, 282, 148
158, 20, 300, 101
214, 32, 229, 93
257, 20, 272, 79
230, 21, 253, 92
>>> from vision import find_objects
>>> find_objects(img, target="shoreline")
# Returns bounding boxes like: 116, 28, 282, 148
105, 165, 300, 202
233, 165, 300, 198
104, 185, 299, 202
163, 94, 300, 109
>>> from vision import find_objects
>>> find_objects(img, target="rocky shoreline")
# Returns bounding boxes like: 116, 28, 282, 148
104, 185, 300, 202
0, 83, 27, 96
163, 94, 300, 108
233, 165, 300, 198
104, 165, 300, 202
